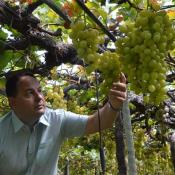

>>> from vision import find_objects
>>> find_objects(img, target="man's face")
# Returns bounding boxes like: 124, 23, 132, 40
9, 75, 46, 121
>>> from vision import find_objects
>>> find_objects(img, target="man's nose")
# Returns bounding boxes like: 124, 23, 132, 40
35, 92, 44, 101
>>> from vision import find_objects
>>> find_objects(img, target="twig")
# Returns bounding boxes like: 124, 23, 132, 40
38, 27, 62, 36
161, 5, 175, 10
21, 0, 43, 15
0, 0, 19, 19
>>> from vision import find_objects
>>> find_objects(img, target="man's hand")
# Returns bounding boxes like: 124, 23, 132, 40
85, 73, 127, 135
108, 72, 127, 110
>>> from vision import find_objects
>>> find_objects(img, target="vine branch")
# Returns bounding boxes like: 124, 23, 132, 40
21, 0, 43, 15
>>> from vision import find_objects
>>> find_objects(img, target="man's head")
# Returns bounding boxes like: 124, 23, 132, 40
6, 72, 46, 124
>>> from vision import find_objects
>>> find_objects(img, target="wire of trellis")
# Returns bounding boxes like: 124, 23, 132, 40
95, 70, 106, 175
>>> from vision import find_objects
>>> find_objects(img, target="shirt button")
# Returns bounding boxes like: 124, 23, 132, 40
28, 147, 33, 154
29, 150, 33, 154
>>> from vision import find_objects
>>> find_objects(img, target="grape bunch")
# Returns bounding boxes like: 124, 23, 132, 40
46, 85, 67, 109
67, 99, 88, 114
70, 21, 121, 95
116, 10, 175, 105
95, 51, 121, 94
70, 21, 104, 65
43, 67, 67, 109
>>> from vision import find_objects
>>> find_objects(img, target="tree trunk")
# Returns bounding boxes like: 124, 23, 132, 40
122, 97, 137, 175
115, 111, 127, 175
170, 133, 175, 173
64, 159, 70, 175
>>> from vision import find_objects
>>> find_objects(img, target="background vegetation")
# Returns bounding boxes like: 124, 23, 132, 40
0, 0, 175, 174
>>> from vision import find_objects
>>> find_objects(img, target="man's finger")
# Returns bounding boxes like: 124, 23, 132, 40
112, 83, 126, 91
120, 72, 126, 84
109, 89, 126, 99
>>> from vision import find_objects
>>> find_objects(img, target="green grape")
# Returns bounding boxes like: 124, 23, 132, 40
77, 48, 85, 57
87, 53, 95, 62
153, 22, 161, 31
123, 47, 130, 54
159, 43, 167, 52
142, 31, 152, 40
133, 45, 140, 53
149, 60, 157, 68
151, 72, 158, 79
155, 15, 163, 23
143, 95, 150, 103
79, 40, 87, 48
142, 73, 149, 80
153, 33, 161, 42
136, 17, 148, 27
144, 48, 151, 55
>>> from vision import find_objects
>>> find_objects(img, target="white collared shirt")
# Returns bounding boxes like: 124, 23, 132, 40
0, 108, 88, 175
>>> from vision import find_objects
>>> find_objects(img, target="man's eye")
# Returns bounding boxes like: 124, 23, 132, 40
38, 89, 42, 93
26, 91, 33, 95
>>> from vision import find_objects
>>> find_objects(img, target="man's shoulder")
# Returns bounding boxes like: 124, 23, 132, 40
0, 111, 12, 123
45, 107, 65, 116
39, 107, 67, 127
0, 111, 12, 131
43, 107, 65, 121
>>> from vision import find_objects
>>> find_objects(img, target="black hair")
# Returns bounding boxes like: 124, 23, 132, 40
5, 71, 35, 97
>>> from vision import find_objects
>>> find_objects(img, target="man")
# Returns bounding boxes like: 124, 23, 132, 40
0, 71, 126, 175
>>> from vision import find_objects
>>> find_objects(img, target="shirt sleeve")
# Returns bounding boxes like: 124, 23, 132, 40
60, 110, 88, 138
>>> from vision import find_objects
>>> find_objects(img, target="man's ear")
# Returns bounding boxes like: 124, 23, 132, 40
8, 97, 16, 109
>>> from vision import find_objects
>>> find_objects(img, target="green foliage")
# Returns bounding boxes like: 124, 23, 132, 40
0, 51, 14, 71
0, 94, 9, 116
0, 29, 7, 52
59, 142, 100, 175
134, 126, 174, 174
0, 30, 8, 40
0, 0, 175, 174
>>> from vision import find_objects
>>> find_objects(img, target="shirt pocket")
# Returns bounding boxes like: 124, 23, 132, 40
35, 138, 54, 167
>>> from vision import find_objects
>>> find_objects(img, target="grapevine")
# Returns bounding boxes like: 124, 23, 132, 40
116, 10, 175, 105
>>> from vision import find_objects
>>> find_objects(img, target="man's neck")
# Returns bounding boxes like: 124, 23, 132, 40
13, 111, 39, 129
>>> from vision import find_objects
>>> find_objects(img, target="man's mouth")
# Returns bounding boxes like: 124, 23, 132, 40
36, 104, 44, 109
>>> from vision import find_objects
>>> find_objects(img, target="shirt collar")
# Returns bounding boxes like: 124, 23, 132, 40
39, 113, 50, 127
12, 111, 24, 133
12, 110, 50, 133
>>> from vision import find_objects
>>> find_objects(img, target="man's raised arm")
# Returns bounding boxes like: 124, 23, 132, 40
85, 73, 127, 135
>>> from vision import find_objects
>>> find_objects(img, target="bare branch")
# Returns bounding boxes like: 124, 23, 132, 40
21, 0, 43, 15
4, 38, 29, 50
